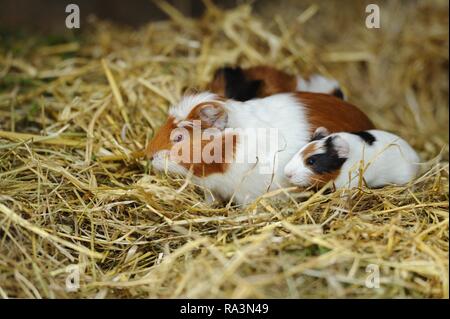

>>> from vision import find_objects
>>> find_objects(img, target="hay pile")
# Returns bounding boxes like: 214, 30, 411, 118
0, 0, 448, 298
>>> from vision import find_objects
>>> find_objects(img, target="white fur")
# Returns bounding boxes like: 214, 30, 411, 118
152, 92, 312, 206
284, 130, 420, 189
296, 74, 344, 99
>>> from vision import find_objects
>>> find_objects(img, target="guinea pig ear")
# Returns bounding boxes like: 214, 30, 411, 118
311, 127, 329, 141
331, 136, 350, 158
196, 103, 228, 130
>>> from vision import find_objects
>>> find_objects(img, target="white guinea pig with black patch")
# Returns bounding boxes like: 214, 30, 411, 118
284, 127, 420, 189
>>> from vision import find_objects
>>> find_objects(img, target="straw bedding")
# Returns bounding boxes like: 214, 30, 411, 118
0, 0, 448, 298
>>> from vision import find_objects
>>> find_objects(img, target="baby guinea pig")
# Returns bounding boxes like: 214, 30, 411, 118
284, 127, 420, 189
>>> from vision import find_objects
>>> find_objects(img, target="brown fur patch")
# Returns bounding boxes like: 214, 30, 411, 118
145, 114, 238, 177
209, 71, 226, 96
177, 131, 238, 177
144, 117, 176, 159
296, 92, 375, 134
301, 143, 317, 158
309, 169, 340, 188
245, 66, 297, 96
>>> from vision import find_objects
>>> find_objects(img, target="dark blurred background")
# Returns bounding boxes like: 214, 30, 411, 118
0, 0, 244, 34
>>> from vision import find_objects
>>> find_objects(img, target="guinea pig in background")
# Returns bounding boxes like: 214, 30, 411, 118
209, 65, 345, 101
284, 127, 420, 189
145, 92, 374, 206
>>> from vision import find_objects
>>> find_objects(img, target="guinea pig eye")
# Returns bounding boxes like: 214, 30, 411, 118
173, 134, 183, 143
306, 157, 316, 166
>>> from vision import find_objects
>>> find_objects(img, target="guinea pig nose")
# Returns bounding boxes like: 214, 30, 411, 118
149, 152, 159, 161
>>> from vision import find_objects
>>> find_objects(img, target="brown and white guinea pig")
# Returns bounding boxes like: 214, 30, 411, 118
145, 91, 374, 206
284, 127, 420, 189
209, 65, 345, 101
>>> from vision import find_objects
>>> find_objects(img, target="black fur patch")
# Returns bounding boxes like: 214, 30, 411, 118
306, 137, 347, 174
332, 88, 345, 100
219, 67, 262, 101
350, 131, 376, 145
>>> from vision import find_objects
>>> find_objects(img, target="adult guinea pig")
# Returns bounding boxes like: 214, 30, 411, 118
284, 127, 420, 189
145, 92, 374, 206
209, 65, 345, 101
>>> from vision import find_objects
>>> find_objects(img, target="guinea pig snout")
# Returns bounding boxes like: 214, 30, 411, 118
150, 150, 168, 163
148, 151, 158, 161
284, 164, 296, 180
284, 170, 294, 179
